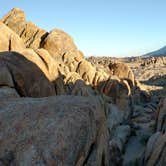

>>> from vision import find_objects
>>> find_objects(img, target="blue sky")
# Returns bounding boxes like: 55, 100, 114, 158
0, 0, 166, 57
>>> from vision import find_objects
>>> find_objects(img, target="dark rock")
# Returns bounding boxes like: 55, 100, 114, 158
0, 51, 55, 97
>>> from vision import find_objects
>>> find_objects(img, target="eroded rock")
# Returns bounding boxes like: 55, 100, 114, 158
144, 132, 166, 166
156, 97, 166, 132
109, 62, 135, 87
42, 29, 77, 59
0, 96, 109, 165
0, 51, 55, 97
1, 8, 47, 49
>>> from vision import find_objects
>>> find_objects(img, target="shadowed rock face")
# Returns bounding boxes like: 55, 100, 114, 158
0, 96, 109, 166
143, 96, 166, 166
156, 97, 166, 133
0, 51, 55, 97
144, 132, 166, 166
0, 87, 19, 98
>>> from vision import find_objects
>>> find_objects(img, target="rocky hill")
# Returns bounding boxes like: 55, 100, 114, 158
0, 8, 165, 166
143, 46, 166, 57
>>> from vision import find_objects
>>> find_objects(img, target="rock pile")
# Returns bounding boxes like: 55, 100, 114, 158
0, 8, 165, 166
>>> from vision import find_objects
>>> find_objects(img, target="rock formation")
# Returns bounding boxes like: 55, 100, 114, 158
87, 55, 166, 166
143, 96, 166, 165
0, 8, 166, 166
0, 51, 55, 97
0, 96, 109, 165
108, 62, 135, 87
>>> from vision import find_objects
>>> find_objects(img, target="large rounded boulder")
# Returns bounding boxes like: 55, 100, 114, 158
0, 51, 55, 97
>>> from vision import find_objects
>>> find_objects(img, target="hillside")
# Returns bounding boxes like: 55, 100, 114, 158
143, 46, 166, 57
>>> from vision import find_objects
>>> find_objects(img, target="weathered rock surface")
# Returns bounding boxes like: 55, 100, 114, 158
141, 56, 166, 67
20, 22, 46, 49
0, 22, 25, 52
0, 86, 20, 98
123, 136, 145, 166
1, 8, 47, 49
142, 94, 166, 166
111, 125, 131, 152
87, 51, 166, 166
77, 60, 96, 84
156, 97, 166, 132
109, 62, 135, 87
71, 80, 95, 96
144, 132, 166, 166
98, 77, 133, 122
1, 8, 166, 166
20, 48, 59, 81
0, 51, 55, 97
0, 21, 59, 82
0, 96, 109, 165
1, 8, 26, 36
0, 63, 14, 88
63, 50, 84, 72
1, 8, 89, 85
42, 29, 77, 59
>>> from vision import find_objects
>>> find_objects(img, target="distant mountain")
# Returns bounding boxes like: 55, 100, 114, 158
143, 46, 166, 57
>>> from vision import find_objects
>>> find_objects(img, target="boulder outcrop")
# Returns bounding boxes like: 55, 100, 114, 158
1, 8, 166, 166
0, 96, 109, 165
0, 51, 55, 97
156, 97, 166, 132
42, 29, 77, 59
0, 22, 25, 52
1, 8, 47, 49
144, 132, 166, 166
143, 95, 166, 166
109, 62, 135, 87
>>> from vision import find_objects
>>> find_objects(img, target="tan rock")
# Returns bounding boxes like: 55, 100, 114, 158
0, 22, 60, 82
64, 73, 96, 96
42, 29, 77, 59
1, 8, 47, 49
0, 96, 109, 165
35, 48, 59, 81
20, 22, 47, 49
76, 60, 96, 84
0, 22, 25, 52
74, 50, 84, 62
63, 50, 84, 72
57, 63, 70, 76
1, 8, 26, 36
18, 48, 59, 82
98, 76, 132, 121
0, 51, 55, 97
93, 70, 109, 86
65, 72, 82, 84
20, 48, 50, 78
109, 62, 135, 87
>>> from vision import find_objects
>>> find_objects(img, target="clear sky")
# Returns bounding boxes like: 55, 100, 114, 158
0, 0, 166, 57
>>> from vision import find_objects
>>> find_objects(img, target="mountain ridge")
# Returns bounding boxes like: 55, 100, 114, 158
143, 46, 166, 57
